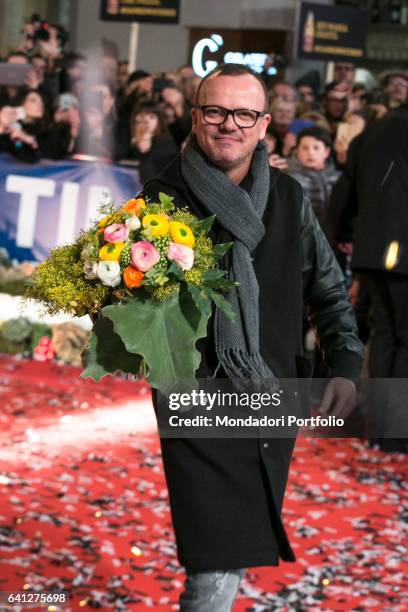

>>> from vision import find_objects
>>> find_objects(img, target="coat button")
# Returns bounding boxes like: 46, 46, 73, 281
263, 442, 269, 449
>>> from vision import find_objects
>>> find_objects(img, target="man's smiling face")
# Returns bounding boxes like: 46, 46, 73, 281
191, 74, 271, 173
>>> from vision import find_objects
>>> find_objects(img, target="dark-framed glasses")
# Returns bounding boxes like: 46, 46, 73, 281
197, 105, 266, 128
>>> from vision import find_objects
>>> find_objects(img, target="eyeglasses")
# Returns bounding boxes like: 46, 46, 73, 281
197, 105, 266, 128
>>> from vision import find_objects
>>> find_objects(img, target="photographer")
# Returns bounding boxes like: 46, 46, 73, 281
0, 89, 71, 162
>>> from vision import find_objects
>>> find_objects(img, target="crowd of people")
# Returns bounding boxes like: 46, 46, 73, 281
0, 14, 407, 180
1, 14, 407, 452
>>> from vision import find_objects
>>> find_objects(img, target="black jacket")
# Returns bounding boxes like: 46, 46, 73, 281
331, 106, 408, 275
143, 156, 363, 571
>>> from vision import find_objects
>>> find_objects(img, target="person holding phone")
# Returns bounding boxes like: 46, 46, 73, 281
116, 100, 178, 181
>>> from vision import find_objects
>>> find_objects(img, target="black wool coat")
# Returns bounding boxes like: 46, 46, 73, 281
331, 105, 408, 275
142, 156, 363, 571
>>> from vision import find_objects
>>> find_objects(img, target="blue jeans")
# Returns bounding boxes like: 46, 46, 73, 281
179, 568, 246, 611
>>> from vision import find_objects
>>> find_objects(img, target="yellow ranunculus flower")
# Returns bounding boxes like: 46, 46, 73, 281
142, 214, 170, 237
98, 214, 114, 228
169, 221, 195, 248
99, 242, 125, 261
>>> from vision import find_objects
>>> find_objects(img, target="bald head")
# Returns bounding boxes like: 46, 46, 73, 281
195, 63, 268, 111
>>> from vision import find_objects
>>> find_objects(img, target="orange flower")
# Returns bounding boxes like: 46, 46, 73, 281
122, 198, 146, 217
96, 227, 105, 242
123, 266, 144, 288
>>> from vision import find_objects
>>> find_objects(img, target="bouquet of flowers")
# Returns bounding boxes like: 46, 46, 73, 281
26, 192, 235, 395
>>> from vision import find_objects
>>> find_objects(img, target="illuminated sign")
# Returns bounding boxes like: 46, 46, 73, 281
296, 1, 369, 62
192, 34, 276, 77
100, 0, 180, 24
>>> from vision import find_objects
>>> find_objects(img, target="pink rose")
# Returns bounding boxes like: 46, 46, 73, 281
131, 240, 160, 272
167, 242, 194, 271
104, 223, 129, 243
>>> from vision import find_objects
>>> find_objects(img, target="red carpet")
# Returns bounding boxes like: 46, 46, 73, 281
0, 356, 407, 611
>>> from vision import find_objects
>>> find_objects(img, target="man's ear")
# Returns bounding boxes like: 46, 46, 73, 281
259, 113, 271, 139
324, 146, 331, 160
191, 106, 198, 133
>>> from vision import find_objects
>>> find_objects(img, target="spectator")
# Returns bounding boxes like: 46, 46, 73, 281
177, 64, 195, 90
125, 69, 154, 102
270, 80, 297, 103
333, 102, 408, 452
0, 89, 71, 162
334, 111, 369, 167
333, 62, 356, 86
77, 82, 116, 158
117, 60, 129, 93
269, 97, 296, 138
60, 52, 87, 96
102, 54, 118, 86
117, 100, 178, 182
0, 52, 31, 107
286, 127, 339, 236
323, 81, 349, 137
349, 83, 368, 112
53, 93, 81, 154
299, 108, 331, 133
158, 86, 192, 146
380, 70, 408, 108
295, 70, 320, 104
264, 124, 287, 170
184, 76, 202, 108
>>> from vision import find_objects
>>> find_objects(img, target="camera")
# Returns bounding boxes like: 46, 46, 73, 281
25, 13, 69, 49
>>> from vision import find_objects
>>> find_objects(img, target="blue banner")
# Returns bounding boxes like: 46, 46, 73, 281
0, 154, 141, 262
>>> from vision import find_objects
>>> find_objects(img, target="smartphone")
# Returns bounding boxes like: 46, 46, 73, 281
15, 106, 26, 121
58, 93, 75, 110
0, 62, 31, 86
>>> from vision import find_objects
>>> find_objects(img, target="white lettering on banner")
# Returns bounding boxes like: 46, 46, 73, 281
5, 175, 55, 248
56, 182, 80, 246
192, 34, 276, 78
86, 186, 112, 228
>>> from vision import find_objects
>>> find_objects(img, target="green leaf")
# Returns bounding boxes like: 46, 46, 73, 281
167, 261, 184, 280
100, 291, 210, 396
209, 290, 236, 321
187, 283, 213, 320
158, 192, 175, 211
212, 242, 233, 260
198, 215, 216, 235
81, 316, 143, 381
203, 269, 226, 281
203, 269, 239, 290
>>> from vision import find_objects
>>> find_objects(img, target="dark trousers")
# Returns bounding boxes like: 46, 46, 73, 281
366, 273, 408, 439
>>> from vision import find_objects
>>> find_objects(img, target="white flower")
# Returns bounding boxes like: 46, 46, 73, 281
96, 261, 121, 287
125, 215, 141, 231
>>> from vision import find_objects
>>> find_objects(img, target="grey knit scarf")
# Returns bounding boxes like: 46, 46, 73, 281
181, 136, 279, 390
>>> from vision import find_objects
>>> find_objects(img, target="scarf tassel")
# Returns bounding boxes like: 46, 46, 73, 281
216, 348, 279, 391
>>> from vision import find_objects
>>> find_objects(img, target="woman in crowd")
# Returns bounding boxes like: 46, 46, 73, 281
117, 100, 178, 182
0, 89, 72, 162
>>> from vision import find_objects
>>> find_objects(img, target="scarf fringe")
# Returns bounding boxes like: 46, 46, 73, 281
217, 348, 279, 392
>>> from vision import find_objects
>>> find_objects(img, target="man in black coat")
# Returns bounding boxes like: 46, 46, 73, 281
143, 64, 363, 611
332, 103, 408, 453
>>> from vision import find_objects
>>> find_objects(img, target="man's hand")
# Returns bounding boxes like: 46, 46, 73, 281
319, 377, 357, 420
